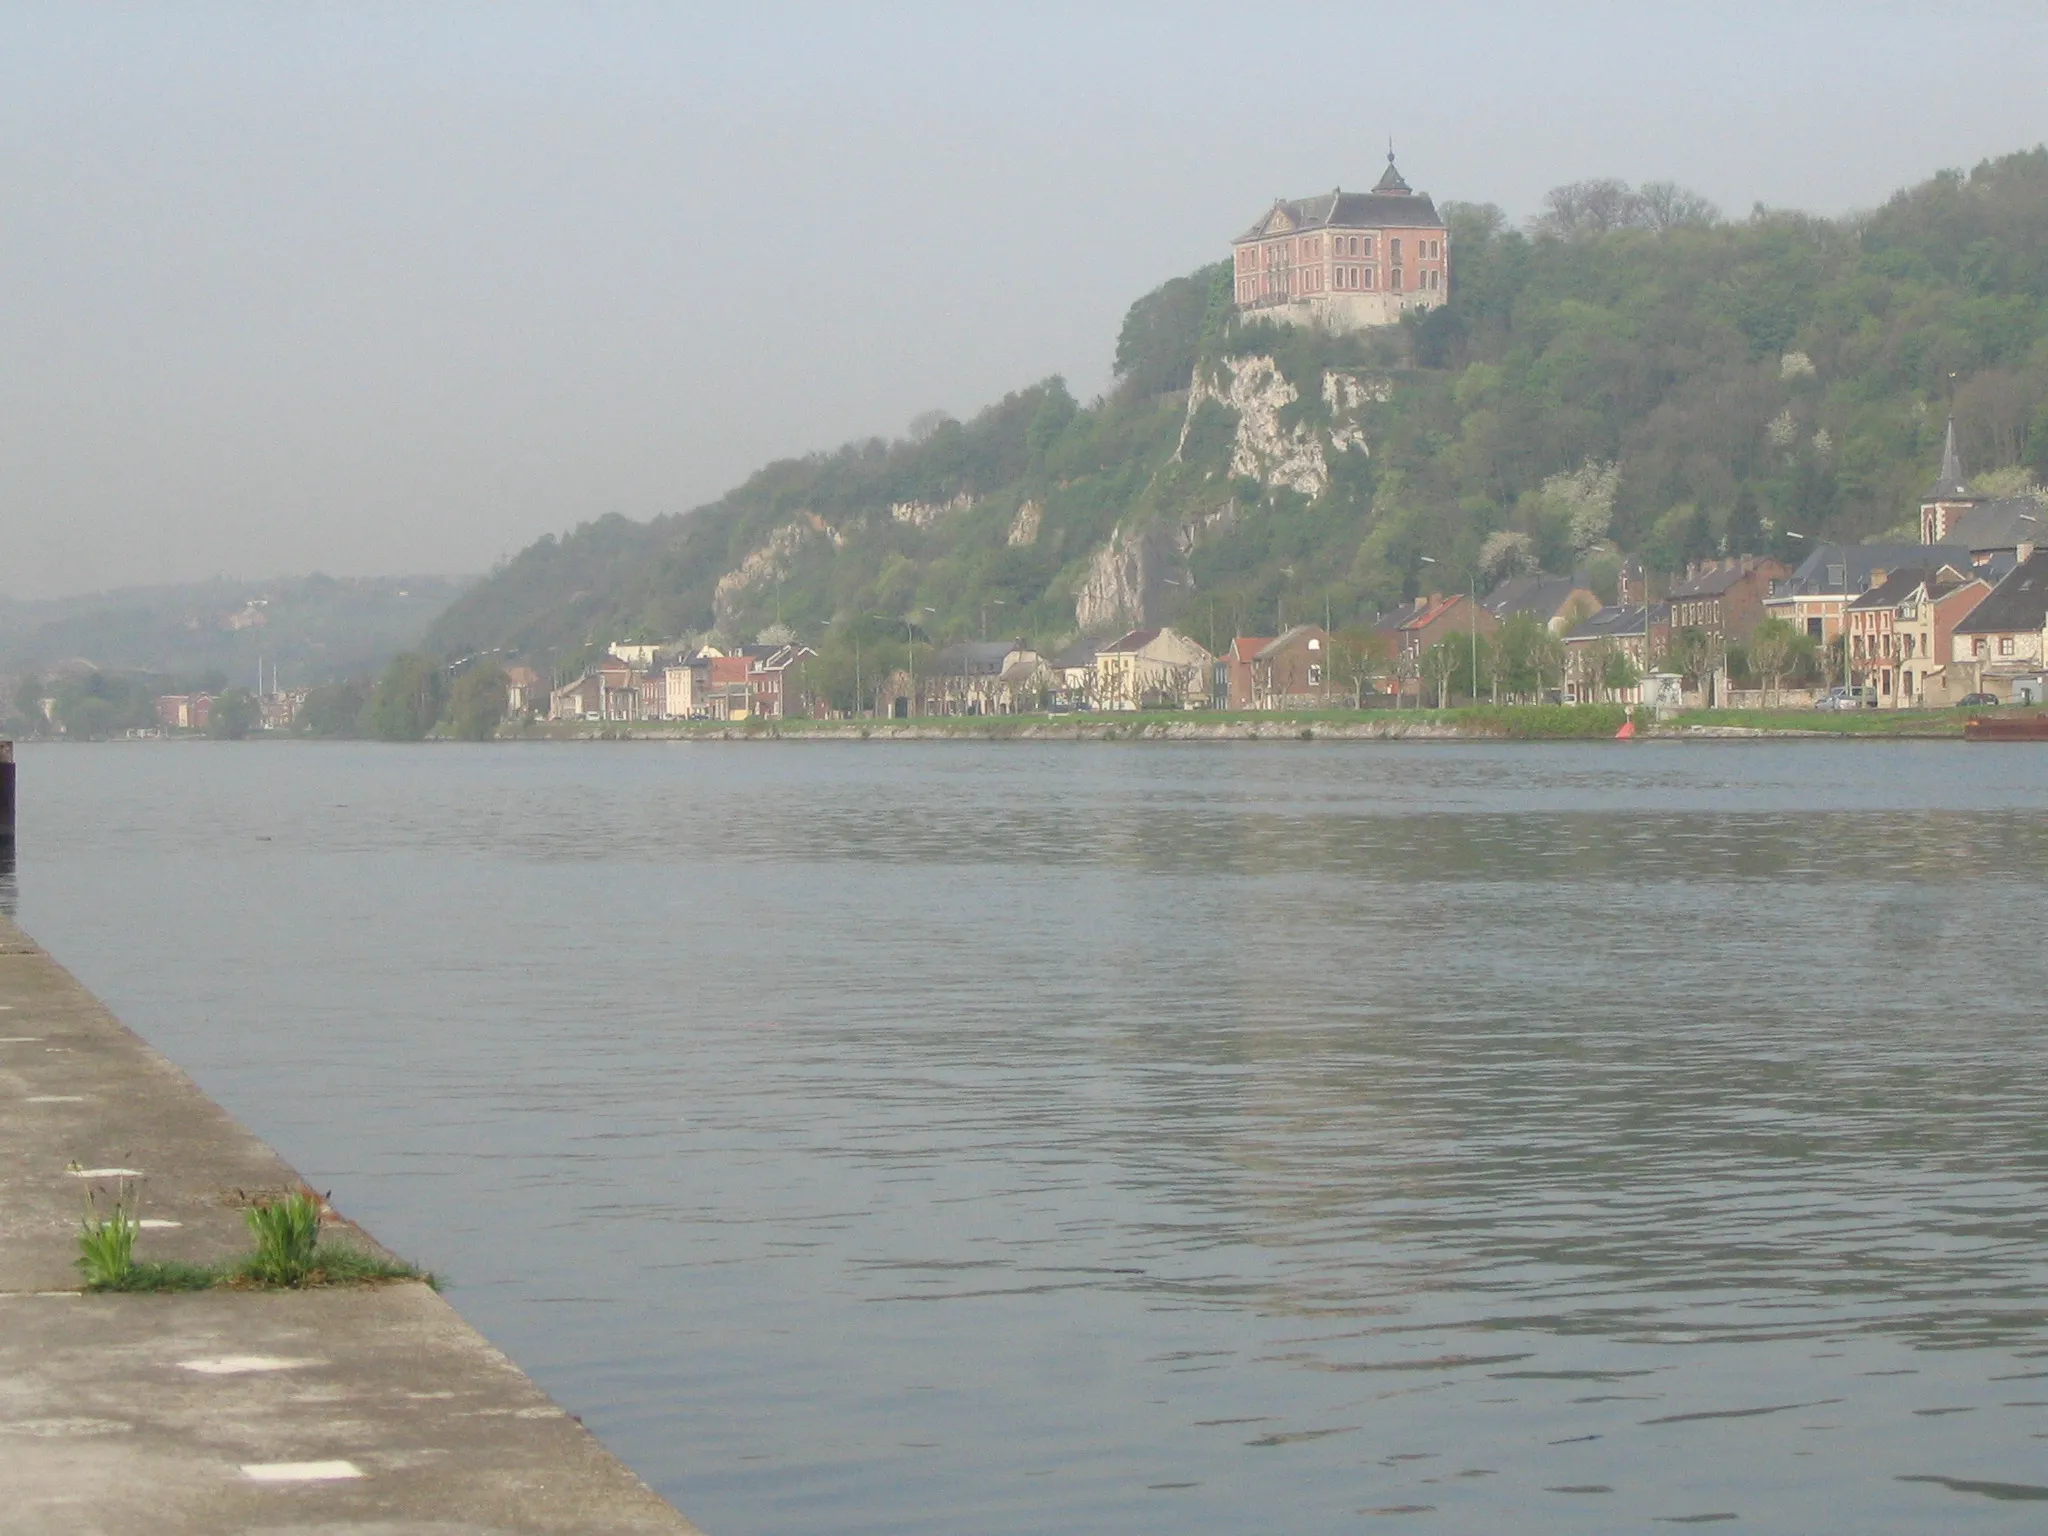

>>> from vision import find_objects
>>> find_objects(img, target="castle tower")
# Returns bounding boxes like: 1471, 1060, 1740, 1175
1920, 416, 1982, 544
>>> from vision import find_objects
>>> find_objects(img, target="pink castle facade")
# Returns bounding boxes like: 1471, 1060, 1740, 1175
1232, 153, 1448, 333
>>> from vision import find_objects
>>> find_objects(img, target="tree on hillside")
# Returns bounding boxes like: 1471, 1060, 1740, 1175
208, 687, 258, 740
369, 653, 446, 742
1114, 264, 1229, 398
446, 665, 508, 741
296, 680, 369, 738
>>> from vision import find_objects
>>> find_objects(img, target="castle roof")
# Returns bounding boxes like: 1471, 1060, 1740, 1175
1237, 168, 1443, 240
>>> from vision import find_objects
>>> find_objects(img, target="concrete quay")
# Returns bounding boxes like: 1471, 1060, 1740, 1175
0, 913, 702, 1535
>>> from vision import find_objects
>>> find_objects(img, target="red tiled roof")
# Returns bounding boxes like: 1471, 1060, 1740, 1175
1231, 636, 1273, 662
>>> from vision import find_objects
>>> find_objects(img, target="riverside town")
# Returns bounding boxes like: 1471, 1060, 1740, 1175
88, 422, 2048, 737
15, 14, 2048, 1532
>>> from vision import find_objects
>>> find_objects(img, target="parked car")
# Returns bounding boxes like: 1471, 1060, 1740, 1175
1958, 692, 2001, 707
1815, 686, 1879, 711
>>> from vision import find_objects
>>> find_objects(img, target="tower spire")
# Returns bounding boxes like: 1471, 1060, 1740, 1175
1372, 142, 1411, 195
1929, 414, 1973, 499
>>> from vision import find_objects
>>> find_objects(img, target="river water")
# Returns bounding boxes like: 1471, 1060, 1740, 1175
11, 739, 2048, 1532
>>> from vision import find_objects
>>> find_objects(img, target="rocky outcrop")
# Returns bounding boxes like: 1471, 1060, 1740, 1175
1006, 499, 1043, 547
890, 492, 974, 528
1176, 356, 1387, 497
1074, 526, 1160, 635
712, 513, 838, 625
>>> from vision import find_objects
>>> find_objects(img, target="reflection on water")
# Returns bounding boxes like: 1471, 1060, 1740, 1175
15, 740, 2048, 1534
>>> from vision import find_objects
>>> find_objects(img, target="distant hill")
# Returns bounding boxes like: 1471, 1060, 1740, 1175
0, 572, 469, 690
428, 147, 2048, 675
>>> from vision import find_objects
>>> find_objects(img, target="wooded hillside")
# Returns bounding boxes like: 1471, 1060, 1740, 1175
428, 148, 2048, 672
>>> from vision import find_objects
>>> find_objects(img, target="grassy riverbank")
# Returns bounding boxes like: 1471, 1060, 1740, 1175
504, 703, 1991, 743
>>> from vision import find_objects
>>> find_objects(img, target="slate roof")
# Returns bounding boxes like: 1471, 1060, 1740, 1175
927, 641, 1017, 676
1238, 165, 1443, 240
1928, 416, 1974, 500
1254, 624, 1323, 660
1846, 567, 1944, 611
1098, 628, 1163, 655
1668, 560, 1782, 600
1565, 603, 1667, 643
1050, 638, 1102, 670
1947, 498, 2046, 553
1775, 542, 1960, 597
1482, 575, 1583, 622
1953, 550, 2048, 635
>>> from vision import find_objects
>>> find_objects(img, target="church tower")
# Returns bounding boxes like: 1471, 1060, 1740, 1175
1920, 417, 1981, 544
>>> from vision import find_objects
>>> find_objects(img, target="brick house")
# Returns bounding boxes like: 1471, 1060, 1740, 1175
1666, 556, 1789, 647
1247, 625, 1334, 709
1563, 604, 1672, 704
1221, 636, 1272, 709
1845, 564, 1991, 705
548, 673, 603, 720
153, 694, 214, 731
503, 666, 546, 716
1881, 566, 1990, 707
1233, 154, 1448, 333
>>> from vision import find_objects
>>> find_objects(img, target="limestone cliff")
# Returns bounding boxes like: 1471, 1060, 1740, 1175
1176, 355, 1387, 497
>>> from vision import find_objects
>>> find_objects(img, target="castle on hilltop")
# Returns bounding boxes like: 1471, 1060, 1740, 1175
1231, 151, 1448, 333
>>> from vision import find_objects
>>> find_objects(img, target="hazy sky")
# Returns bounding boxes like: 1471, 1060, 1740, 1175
5, 2, 2047, 600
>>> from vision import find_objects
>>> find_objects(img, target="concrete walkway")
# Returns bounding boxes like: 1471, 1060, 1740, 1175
0, 913, 702, 1535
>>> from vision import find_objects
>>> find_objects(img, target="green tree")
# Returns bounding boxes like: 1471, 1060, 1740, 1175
296, 680, 369, 738
1746, 617, 1799, 704
369, 653, 446, 742
1421, 640, 1463, 708
445, 665, 508, 741
1600, 645, 1641, 699
208, 687, 258, 740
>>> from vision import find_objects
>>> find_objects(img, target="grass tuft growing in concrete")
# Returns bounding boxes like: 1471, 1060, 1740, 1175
76, 1187, 431, 1293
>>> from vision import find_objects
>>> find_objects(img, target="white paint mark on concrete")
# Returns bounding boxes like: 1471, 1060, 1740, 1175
0, 1036, 41, 1043
1, 1417, 133, 1437
181, 1355, 323, 1375
28, 1095, 84, 1103
30, 1291, 83, 1298
241, 1460, 364, 1482
137, 1219, 181, 1229
68, 1168, 144, 1178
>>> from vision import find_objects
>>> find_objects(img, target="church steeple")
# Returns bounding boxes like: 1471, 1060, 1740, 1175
1373, 143, 1412, 196
1928, 415, 1975, 500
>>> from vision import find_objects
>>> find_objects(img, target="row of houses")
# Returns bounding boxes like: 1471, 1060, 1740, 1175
544, 643, 816, 723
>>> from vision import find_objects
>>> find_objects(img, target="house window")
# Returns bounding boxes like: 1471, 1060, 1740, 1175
1363, 236, 1374, 256
1308, 664, 1324, 685
1999, 636, 2016, 656
1392, 238, 1402, 262
1391, 268, 1403, 291
1975, 638, 1989, 658
1363, 267, 1374, 289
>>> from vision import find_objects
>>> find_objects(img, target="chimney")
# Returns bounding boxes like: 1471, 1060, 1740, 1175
1869, 568, 1887, 589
